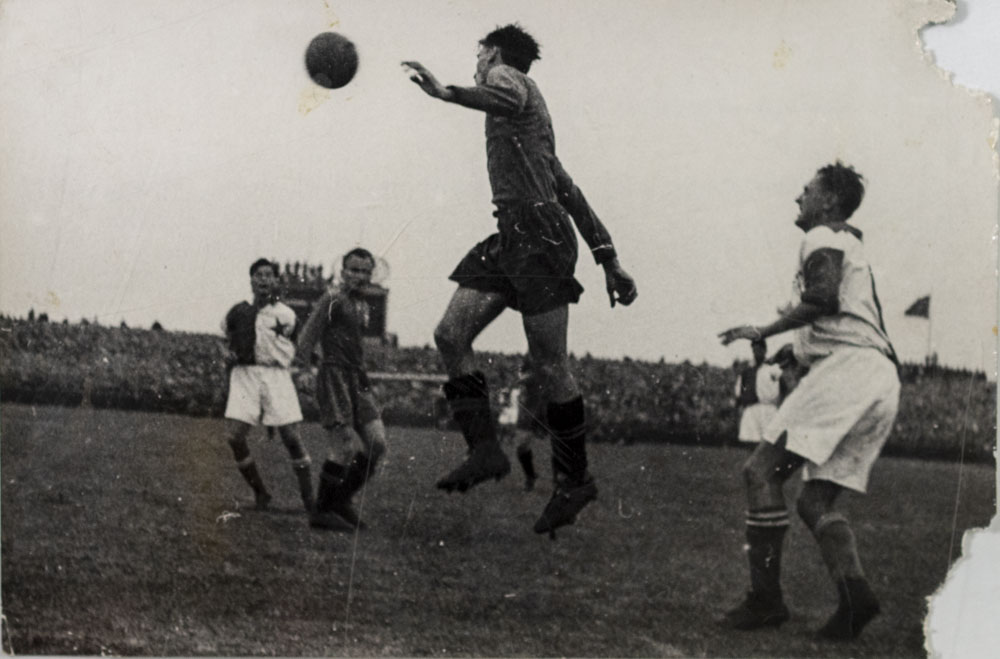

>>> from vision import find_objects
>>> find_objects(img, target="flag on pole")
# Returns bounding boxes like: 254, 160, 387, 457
905, 295, 930, 318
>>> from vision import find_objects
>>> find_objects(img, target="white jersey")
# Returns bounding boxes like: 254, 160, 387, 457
498, 388, 522, 426
253, 302, 297, 367
790, 224, 895, 366
222, 300, 298, 368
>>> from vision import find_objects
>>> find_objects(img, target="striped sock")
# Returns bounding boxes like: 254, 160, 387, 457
746, 507, 790, 601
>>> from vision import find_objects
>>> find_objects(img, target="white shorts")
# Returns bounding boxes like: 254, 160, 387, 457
763, 346, 900, 493
738, 403, 778, 442
225, 365, 303, 427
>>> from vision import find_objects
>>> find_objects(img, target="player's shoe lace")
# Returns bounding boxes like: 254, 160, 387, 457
718, 591, 790, 630
436, 441, 511, 493
532, 474, 598, 536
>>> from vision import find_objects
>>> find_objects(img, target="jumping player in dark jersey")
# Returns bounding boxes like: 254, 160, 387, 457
296, 248, 387, 532
403, 24, 637, 536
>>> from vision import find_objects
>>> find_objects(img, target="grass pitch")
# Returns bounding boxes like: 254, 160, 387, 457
1, 403, 994, 657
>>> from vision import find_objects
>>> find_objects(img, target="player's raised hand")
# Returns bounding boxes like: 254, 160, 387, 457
718, 325, 762, 346
604, 261, 637, 308
401, 61, 450, 99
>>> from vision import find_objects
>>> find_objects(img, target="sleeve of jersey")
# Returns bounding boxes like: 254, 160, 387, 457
221, 305, 236, 338
286, 305, 300, 342
552, 157, 617, 265
446, 67, 527, 116
295, 293, 329, 359
799, 232, 844, 314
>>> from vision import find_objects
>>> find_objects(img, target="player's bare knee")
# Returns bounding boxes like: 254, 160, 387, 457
434, 324, 465, 359
797, 481, 841, 530
796, 495, 824, 531
741, 458, 767, 490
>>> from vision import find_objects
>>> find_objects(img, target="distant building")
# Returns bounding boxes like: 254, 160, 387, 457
278, 260, 392, 343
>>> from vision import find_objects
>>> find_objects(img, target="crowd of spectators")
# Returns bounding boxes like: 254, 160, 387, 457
0, 314, 995, 462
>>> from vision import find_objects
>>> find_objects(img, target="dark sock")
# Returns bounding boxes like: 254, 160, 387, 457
235, 455, 268, 497
443, 371, 497, 450
291, 457, 313, 508
547, 396, 587, 481
813, 513, 865, 585
745, 507, 790, 602
314, 460, 346, 514
343, 451, 375, 493
517, 445, 537, 480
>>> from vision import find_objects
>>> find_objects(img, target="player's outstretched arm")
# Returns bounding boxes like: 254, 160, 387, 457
401, 62, 454, 101
402, 61, 523, 116
718, 301, 827, 345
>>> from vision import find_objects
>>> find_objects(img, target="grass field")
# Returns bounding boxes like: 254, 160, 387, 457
1, 403, 995, 657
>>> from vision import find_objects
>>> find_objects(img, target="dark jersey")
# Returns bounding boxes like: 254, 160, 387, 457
297, 287, 368, 370
447, 64, 617, 265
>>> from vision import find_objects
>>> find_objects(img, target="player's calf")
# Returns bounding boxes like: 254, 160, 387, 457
517, 443, 537, 491
229, 434, 271, 509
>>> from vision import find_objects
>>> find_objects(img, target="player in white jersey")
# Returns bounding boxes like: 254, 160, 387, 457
718, 163, 900, 641
734, 339, 781, 444
220, 258, 313, 512
496, 357, 543, 491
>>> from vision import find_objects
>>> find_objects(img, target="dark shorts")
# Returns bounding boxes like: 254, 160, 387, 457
449, 202, 583, 316
316, 364, 381, 431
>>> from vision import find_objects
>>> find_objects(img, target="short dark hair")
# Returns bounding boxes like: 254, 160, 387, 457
249, 258, 277, 277
481, 24, 541, 73
817, 161, 865, 219
342, 247, 375, 269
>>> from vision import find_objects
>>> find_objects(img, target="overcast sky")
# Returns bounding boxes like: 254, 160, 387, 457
1, 0, 996, 373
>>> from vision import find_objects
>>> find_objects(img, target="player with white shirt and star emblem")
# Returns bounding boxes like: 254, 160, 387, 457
221, 258, 314, 512
718, 162, 900, 641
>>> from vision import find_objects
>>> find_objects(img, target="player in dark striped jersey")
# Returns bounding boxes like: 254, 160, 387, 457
718, 163, 900, 640
296, 248, 387, 532
221, 258, 313, 512
404, 24, 637, 536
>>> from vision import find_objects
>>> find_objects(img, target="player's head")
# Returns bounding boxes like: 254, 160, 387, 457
796, 161, 865, 230
817, 162, 865, 219
249, 258, 278, 300
751, 338, 767, 364
341, 247, 375, 292
479, 24, 540, 74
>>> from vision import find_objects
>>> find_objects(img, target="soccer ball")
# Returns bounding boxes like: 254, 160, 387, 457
305, 32, 358, 89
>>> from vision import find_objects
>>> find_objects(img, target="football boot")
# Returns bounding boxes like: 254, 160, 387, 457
436, 441, 511, 493
532, 474, 598, 536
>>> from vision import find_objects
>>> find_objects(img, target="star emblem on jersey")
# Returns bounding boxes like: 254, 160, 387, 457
270, 318, 290, 338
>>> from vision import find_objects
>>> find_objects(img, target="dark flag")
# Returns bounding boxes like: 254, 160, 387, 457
905, 295, 930, 318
